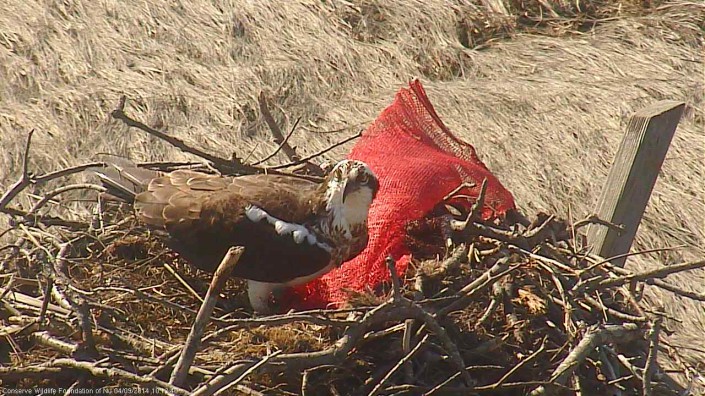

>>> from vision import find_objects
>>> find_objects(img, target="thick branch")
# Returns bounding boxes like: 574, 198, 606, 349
530, 323, 642, 395
170, 246, 244, 387
51, 358, 189, 396
111, 96, 258, 175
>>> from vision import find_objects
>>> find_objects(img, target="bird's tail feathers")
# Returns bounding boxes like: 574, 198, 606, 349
91, 154, 160, 203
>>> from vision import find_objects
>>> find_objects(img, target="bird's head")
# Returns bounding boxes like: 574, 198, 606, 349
322, 159, 379, 235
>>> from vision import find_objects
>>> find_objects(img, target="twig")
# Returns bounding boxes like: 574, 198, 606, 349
442, 182, 476, 202
0, 130, 34, 210
302, 365, 334, 396
34, 162, 108, 184
37, 278, 53, 325
54, 242, 98, 357
582, 293, 647, 323
493, 340, 546, 387
384, 260, 472, 388
2, 289, 71, 316
96, 320, 173, 352
648, 279, 705, 301
209, 313, 357, 334
414, 244, 468, 297
510, 244, 577, 274
523, 214, 556, 239
0, 134, 106, 215
63, 381, 81, 396
397, 299, 473, 387
363, 322, 406, 341
1, 206, 89, 229
437, 255, 515, 315
163, 262, 204, 304
573, 214, 625, 233
529, 323, 642, 395
0, 132, 105, 228
402, 319, 416, 382
192, 351, 282, 396
0, 365, 63, 380
50, 358, 189, 395
111, 96, 257, 175
579, 245, 686, 275
31, 330, 79, 355
424, 371, 463, 395
0, 274, 15, 301
475, 281, 504, 328
170, 246, 244, 387
597, 347, 623, 396
449, 178, 488, 231
257, 92, 299, 162
536, 261, 578, 338
92, 286, 200, 317
254, 117, 300, 165
643, 318, 662, 396
28, 183, 106, 214
264, 131, 362, 170
386, 255, 402, 301
256, 93, 322, 175
578, 259, 705, 293
138, 160, 204, 171
368, 334, 430, 396
607, 347, 643, 380
441, 244, 469, 272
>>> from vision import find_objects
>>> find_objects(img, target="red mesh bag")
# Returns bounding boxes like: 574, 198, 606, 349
289, 80, 516, 309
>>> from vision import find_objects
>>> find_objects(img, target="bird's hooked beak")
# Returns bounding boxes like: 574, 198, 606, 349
342, 178, 353, 204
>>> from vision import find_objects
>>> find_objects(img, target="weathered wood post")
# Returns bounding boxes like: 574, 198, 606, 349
587, 101, 685, 267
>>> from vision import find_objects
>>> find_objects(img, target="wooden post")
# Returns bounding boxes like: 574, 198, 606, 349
587, 101, 685, 267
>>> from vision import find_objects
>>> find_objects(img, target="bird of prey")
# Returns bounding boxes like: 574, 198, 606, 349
94, 158, 379, 313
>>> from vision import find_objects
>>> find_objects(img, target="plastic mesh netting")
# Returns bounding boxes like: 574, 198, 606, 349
290, 80, 516, 309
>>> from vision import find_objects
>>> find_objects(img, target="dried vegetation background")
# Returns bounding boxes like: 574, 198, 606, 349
0, 0, 704, 394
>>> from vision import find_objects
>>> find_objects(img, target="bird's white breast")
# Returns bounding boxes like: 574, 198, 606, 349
327, 186, 374, 239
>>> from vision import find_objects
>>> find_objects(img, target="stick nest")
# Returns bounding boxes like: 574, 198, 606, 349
1, 102, 702, 396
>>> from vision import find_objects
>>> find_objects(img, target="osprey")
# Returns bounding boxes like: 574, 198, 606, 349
94, 158, 379, 313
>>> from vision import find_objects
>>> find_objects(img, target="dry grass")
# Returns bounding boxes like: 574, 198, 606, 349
1, 0, 703, 392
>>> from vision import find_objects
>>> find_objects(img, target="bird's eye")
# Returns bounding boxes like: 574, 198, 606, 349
359, 174, 369, 185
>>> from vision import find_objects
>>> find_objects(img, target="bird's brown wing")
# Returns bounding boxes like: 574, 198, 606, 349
133, 171, 331, 282
134, 171, 320, 226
